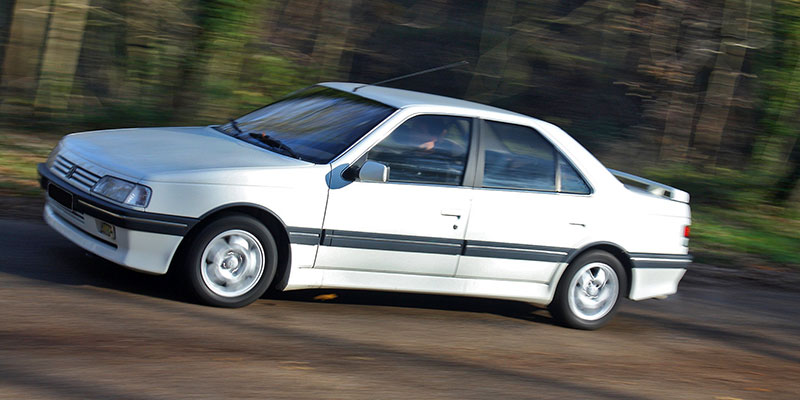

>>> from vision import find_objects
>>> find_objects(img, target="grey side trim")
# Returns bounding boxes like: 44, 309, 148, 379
290, 227, 577, 262
466, 240, 571, 254
629, 253, 693, 261
630, 253, 692, 269
288, 227, 322, 246
463, 247, 567, 262
323, 230, 462, 255
463, 240, 570, 262
285, 226, 694, 268
631, 260, 690, 269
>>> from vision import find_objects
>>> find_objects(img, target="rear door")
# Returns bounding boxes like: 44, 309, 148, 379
457, 119, 596, 283
314, 114, 475, 277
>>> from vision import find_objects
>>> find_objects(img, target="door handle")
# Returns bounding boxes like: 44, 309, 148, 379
441, 209, 463, 218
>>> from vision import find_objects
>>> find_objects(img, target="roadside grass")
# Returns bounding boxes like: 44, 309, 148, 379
0, 129, 60, 196
1, 126, 797, 269
646, 166, 800, 270
691, 205, 800, 268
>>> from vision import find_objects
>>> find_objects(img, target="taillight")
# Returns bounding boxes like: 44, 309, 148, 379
684, 225, 691, 238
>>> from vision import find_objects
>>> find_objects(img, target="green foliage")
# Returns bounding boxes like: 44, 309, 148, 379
693, 205, 800, 267
753, 0, 800, 171
645, 164, 800, 268
0, 131, 60, 197
644, 165, 769, 209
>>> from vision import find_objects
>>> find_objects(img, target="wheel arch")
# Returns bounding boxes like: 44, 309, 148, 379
565, 241, 634, 297
170, 203, 292, 291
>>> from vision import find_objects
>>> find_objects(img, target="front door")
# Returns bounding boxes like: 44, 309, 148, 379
314, 114, 474, 276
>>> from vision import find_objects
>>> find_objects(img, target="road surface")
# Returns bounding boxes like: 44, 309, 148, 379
1, 218, 799, 399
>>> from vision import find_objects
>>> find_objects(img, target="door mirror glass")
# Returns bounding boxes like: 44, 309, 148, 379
359, 160, 389, 183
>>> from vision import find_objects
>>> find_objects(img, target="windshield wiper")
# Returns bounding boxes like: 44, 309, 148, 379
229, 119, 244, 135
248, 132, 302, 161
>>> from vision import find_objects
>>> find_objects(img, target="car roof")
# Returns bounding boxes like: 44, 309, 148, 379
320, 82, 527, 118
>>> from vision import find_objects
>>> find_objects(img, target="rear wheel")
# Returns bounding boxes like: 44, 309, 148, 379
182, 214, 277, 308
549, 250, 626, 330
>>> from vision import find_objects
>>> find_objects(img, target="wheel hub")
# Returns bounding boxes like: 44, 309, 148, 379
221, 251, 244, 277
200, 229, 265, 298
567, 262, 619, 321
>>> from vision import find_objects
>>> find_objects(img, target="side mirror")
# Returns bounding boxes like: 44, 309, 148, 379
358, 160, 389, 183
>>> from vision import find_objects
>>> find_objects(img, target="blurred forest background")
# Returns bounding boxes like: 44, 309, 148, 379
0, 0, 798, 267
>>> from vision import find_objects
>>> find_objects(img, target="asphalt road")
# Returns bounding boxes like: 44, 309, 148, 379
1, 218, 799, 399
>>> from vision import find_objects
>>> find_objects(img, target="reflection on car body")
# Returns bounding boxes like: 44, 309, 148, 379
38, 82, 692, 329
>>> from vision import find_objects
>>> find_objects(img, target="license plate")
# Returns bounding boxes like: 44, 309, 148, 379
48, 183, 73, 210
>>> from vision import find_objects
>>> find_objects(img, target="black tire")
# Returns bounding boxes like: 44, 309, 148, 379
549, 250, 626, 330
181, 214, 278, 308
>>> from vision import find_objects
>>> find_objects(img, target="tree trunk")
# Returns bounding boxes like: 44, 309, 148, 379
0, 0, 52, 114
690, 0, 751, 166
465, 0, 516, 103
660, 91, 700, 160
310, 0, 352, 80
772, 135, 800, 205
0, 0, 18, 79
599, 0, 634, 72
34, 0, 91, 112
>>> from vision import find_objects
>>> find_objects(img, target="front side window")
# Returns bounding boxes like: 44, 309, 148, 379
216, 86, 396, 164
480, 120, 590, 193
367, 115, 471, 185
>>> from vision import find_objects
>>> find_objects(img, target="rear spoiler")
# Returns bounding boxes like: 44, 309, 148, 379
608, 169, 690, 204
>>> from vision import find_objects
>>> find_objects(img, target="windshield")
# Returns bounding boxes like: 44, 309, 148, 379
216, 86, 396, 164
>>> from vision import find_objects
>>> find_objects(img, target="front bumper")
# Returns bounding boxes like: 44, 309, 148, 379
38, 163, 196, 274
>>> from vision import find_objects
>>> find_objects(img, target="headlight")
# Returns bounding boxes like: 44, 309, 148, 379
92, 176, 152, 207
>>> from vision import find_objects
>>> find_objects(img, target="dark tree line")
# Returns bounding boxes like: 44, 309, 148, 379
0, 0, 798, 205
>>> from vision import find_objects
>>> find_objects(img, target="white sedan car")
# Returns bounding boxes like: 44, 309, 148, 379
38, 83, 691, 329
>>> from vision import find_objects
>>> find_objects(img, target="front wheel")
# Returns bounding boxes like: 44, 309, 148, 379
181, 214, 278, 308
549, 250, 626, 330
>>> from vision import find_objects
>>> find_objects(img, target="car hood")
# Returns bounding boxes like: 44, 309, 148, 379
61, 126, 308, 181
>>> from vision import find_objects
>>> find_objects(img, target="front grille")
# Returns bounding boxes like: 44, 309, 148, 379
51, 197, 85, 222
53, 155, 101, 190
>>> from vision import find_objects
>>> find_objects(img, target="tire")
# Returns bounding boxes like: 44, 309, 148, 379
181, 214, 278, 308
548, 250, 626, 330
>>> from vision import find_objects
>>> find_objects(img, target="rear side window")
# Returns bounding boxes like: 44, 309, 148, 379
481, 121, 556, 191
480, 120, 590, 194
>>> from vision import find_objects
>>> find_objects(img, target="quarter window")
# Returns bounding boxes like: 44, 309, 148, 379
559, 156, 591, 194
367, 115, 471, 185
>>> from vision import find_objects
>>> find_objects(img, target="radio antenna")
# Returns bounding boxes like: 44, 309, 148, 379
352, 60, 469, 92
